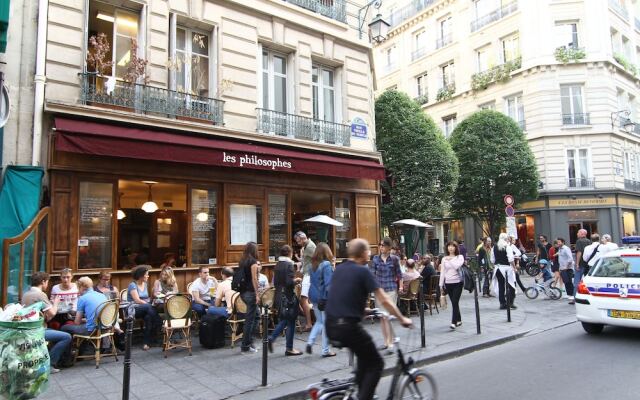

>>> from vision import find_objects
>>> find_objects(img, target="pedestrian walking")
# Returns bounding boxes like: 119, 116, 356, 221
574, 229, 591, 291
491, 233, 517, 310
556, 238, 575, 304
439, 241, 465, 329
536, 235, 552, 263
294, 231, 316, 332
306, 242, 335, 357
477, 237, 493, 297
239, 242, 261, 353
582, 233, 601, 276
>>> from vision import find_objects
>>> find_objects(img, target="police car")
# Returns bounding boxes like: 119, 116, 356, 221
575, 237, 640, 334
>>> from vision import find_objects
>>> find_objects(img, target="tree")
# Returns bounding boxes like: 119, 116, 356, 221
449, 110, 538, 240
375, 90, 459, 228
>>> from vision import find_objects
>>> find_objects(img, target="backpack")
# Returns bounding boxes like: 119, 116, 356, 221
459, 264, 475, 293
231, 264, 247, 292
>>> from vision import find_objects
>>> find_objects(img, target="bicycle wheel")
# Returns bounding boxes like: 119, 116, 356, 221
525, 287, 539, 299
526, 265, 540, 277
548, 287, 562, 300
398, 370, 438, 400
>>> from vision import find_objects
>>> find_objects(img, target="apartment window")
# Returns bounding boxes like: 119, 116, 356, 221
415, 30, 426, 52
502, 34, 520, 62
474, 0, 499, 19
442, 115, 457, 138
505, 94, 524, 126
561, 85, 587, 124
175, 28, 210, 97
442, 62, 455, 87
555, 22, 578, 48
87, 3, 139, 79
566, 148, 591, 187
624, 152, 638, 181
312, 65, 335, 122
611, 29, 620, 54
622, 35, 631, 58
416, 73, 428, 98
440, 16, 452, 41
262, 50, 288, 112
477, 47, 490, 72
479, 101, 495, 110
386, 46, 396, 67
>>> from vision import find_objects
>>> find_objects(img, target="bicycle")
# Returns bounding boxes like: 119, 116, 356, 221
307, 309, 438, 400
524, 278, 562, 300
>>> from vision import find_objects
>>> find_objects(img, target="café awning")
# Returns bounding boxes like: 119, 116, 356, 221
54, 118, 386, 181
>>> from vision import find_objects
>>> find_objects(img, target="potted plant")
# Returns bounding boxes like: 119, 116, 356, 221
86, 33, 113, 95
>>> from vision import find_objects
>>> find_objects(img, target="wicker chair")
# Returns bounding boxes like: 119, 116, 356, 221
399, 278, 421, 316
162, 293, 193, 357
73, 299, 119, 368
259, 287, 276, 335
227, 292, 246, 348
425, 275, 440, 315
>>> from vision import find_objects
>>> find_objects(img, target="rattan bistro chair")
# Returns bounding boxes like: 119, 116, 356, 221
227, 292, 247, 348
259, 287, 276, 335
425, 275, 440, 315
399, 278, 421, 316
162, 293, 193, 357
73, 299, 119, 368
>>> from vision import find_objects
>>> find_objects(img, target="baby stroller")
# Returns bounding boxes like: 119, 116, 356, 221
525, 259, 562, 300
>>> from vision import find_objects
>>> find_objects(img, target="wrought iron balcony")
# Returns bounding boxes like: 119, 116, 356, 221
609, 0, 629, 20
435, 34, 452, 49
285, 0, 346, 23
411, 46, 428, 61
470, 1, 518, 32
625, 179, 640, 192
386, 0, 436, 28
567, 178, 595, 189
562, 113, 590, 126
256, 108, 351, 147
78, 73, 224, 125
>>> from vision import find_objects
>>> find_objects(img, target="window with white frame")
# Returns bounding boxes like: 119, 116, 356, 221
174, 27, 210, 97
442, 115, 457, 138
385, 46, 396, 67
87, 3, 140, 79
505, 94, 524, 127
415, 30, 426, 52
566, 148, 591, 187
479, 101, 495, 110
442, 62, 455, 88
440, 16, 452, 40
502, 33, 520, 62
624, 151, 639, 181
416, 72, 428, 98
622, 35, 631, 58
262, 50, 288, 113
312, 65, 335, 122
555, 22, 578, 49
474, 0, 499, 19
611, 29, 620, 54
561, 85, 586, 124
477, 47, 490, 72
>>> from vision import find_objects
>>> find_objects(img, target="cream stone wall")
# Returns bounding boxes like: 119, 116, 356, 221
43, 0, 378, 155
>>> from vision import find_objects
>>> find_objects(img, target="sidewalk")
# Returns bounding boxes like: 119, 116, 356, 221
40, 277, 577, 400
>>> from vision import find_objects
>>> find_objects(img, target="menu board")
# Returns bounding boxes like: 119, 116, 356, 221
78, 182, 113, 269
335, 207, 351, 233
269, 194, 288, 257
191, 189, 217, 264
230, 204, 258, 244
80, 197, 112, 223
192, 193, 217, 232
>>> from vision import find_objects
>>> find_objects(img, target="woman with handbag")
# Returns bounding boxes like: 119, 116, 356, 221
306, 243, 336, 357
268, 245, 303, 356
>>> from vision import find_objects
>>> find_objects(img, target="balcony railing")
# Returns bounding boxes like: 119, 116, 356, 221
562, 113, 590, 126
411, 46, 428, 61
285, 0, 346, 23
382, 63, 399, 75
79, 73, 224, 125
435, 34, 452, 49
256, 108, 351, 147
414, 94, 428, 105
609, 0, 629, 20
386, 0, 436, 29
471, 1, 518, 32
635, 17, 640, 31
625, 179, 640, 192
567, 178, 595, 189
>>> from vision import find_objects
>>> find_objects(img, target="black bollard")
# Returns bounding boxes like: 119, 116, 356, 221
122, 303, 135, 400
473, 272, 481, 334
261, 306, 269, 387
505, 269, 511, 322
418, 277, 426, 348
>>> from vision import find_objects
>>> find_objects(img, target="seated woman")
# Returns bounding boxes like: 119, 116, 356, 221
95, 271, 119, 300
49, 268, 79, 329
127, 265, 161, 350
153, 265, 179, 313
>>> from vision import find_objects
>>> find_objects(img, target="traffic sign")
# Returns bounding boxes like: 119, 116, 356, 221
506, 217, 517, 239
505, 205, 515, 217
503, 195, 514, 206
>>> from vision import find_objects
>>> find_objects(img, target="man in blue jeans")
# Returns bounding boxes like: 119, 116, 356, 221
22, 272, 72, 374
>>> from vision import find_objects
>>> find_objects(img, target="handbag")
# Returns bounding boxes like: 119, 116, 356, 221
278, 290, 299, 321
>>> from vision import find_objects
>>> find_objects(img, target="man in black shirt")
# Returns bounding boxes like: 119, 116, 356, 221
326, 238, 412, 400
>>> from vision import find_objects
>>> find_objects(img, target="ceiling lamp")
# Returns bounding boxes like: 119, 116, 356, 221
117, 192, 126, 220
141, 182, 158, 213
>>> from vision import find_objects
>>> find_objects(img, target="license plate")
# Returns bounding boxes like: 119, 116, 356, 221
608, 310, 640, 320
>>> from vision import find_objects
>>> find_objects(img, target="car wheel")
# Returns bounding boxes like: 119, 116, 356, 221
581, 322, 604, 334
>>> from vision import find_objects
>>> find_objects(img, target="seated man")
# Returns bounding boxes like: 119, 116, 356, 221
400, 259, 420, 295
61, 277, 109, 336
210, 267, 236, 317
22, 272, 73, 374
190, 266, 218, 316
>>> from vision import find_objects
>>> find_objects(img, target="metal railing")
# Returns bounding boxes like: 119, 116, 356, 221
256, 108, 351, 147
625, 179, 640, 192
609, 0, 629, 20
285, 0, 346, 23
567, 178, 595, 189
411, 46, 428, 61
382, 63, 399, 75
562, 113, 590, 125
79, 73, 224, 125
470, 1, 518, 32
386, 0, 436, 28
435, 34, 452, 49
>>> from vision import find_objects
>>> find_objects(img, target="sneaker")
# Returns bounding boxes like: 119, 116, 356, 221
241, 346, 258, 354
50, 367, 60, 374
449, 323, 456, 330
305, 344, 312, 354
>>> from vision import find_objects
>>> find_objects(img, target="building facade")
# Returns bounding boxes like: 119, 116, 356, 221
35, 0, 382, 292
373, 0, 640, 252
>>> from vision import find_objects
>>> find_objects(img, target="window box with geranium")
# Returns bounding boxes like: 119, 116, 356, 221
436, 84, 455, 102
471, 57, 522, 91
554, 46, 586, 64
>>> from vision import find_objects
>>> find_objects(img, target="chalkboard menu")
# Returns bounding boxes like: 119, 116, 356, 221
268, 194, 288, 258
191, 188, 217, 264
78, 182, 113, 269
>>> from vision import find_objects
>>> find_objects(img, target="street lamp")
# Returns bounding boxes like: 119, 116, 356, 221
358, 0, 390, 42
611, 110, 635, 133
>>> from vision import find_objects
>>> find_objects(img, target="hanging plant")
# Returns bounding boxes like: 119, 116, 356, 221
554, 46, 586, 64
471, 57, 522, 92
86, 33, 113, 75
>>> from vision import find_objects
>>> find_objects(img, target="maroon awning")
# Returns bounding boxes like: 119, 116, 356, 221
54, 118, 385, 180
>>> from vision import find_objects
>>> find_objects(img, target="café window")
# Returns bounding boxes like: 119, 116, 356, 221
334, 194, 352, 258
268, 194, 289, 260
78, 182, 113, 269
191, 188, 218, 265
230, 204, 263, 245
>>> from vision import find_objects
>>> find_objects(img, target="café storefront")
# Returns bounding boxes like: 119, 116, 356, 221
48, 117, 384, 289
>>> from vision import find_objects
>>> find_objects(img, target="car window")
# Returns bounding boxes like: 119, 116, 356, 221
590, 256, 640, 278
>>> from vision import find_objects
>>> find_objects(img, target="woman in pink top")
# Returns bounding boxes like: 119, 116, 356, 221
439, 242, 465, 330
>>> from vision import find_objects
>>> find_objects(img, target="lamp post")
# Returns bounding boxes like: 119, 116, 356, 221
357, 0, 390, 42
611, 110, 635, 133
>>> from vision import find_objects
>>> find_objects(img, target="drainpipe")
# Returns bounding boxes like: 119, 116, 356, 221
31, 0, 48, 166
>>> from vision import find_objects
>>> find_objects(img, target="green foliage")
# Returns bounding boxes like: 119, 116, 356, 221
414, 94, 429, 105
554, 46, 586, 64
375, 90, 459, 228
614, 52, 638, 76
449, 110, 538, 240
436, 84, 455, 102
471, 57, 522, 91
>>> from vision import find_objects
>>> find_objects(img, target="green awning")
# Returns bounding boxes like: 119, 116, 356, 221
0, 0, 10, 53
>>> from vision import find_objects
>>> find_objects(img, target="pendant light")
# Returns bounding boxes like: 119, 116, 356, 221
196, 212, 208, 222
141, 182, 158, 213
116, 192, 126, 220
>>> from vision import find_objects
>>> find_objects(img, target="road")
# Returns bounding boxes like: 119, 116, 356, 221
375, 322, 640, 399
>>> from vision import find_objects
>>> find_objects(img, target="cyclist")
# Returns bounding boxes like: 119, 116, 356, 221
325, 238, 413, 400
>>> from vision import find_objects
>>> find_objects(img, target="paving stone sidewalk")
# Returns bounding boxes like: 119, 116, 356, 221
40, 276, 578, 400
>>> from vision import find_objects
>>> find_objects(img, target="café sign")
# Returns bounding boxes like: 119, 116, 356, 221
222, 151, 292, 170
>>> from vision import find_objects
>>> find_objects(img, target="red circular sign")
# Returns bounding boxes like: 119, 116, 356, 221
505, 205, 515, 217
503, 195, 514, 206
